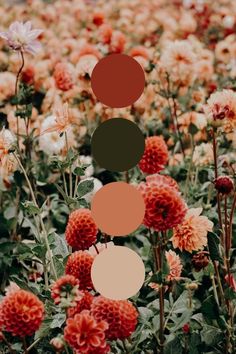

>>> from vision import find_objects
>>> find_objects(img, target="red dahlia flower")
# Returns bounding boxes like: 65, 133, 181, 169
64, 310, 109, 354
65, 208, 98, 250
65, 251, 94, 290
139, 136, 169, 174
1, 289, 44, 337
91, 296, 138, 340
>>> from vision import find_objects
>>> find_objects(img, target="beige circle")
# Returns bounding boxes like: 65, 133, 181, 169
91, 181, 145, 236
91, 246, 145, 300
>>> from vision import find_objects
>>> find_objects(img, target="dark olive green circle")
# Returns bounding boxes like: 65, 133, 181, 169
91, 118, 145, 172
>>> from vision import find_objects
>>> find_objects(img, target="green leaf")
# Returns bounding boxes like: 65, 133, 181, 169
189, 333, 201, 354
50, 313, 66, 329
201, 324, 222, 346
164, 337, 182, 354
73, 167, 85, 176
138, 307, 153, 323
201, 295, 219, 320
10, 275, 38, 294
52, 233, 69, 257
54, 256, 65, 277
34, 318, 53, 340
77, 179, 94, 198
207, 232, 221, 262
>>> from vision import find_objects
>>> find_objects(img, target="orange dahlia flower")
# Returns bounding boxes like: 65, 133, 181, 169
91, 296, 138, 340
51, 275, 82, 308
1, 289, 44, 337
165, 250, 183, 281
65, 251, 94, 290
138, 179, 186, 231
65, 209, 98, 250
171, 208, 213, 253
64, 310, 109, 354
139, 136, 169, 174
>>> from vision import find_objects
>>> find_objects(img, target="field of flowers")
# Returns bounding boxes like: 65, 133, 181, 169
0, 0, 236, 353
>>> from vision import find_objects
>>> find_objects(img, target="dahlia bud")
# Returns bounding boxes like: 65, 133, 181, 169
214, 176, 234, 195
192, 251, 209, 272
50, 335, 65, 351
182, 323, 190, 334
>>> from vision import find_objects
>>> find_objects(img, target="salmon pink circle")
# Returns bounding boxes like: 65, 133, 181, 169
91, 181, 145, 236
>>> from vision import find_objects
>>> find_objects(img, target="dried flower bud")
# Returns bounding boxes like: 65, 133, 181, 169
214, 176, 234, 195
186, 282, 198, 291
50, 336, 64, 351
192, 251, 209, 272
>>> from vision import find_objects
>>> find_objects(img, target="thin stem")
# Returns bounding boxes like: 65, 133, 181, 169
15, 50, 25, 147
22, 337, 28, 353
62, 171, 69, 197
23, 337, 42, 354
93, 244, 99, 255
184, 134, 194, 199
171, 96, 185, 158
228, 192, 236, 250
152, 232, 165, 353
65, 132, 73, 198
2, 334, 15, 354
212, 128, 224, 237
213, 261, 224, 304
125, 170, 129, 183
74, 175, 80, 198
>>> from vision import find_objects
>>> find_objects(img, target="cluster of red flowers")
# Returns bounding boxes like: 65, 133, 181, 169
51, 274, 138, 353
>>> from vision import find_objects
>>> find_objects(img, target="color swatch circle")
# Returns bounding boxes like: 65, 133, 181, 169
91, 246, 145, 300
91, 118, 145, 172
91, 54, 145, 108
91, 181, 145, 236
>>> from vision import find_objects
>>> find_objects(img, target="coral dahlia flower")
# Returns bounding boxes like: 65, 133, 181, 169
53, 62, 74, 91
139, 136, 169, 174
51, 275, 82, 308
1, 289, 44, 337
65, 209, 98, 250
145, 174, 179, 191
138, 179, 186, 231
91, 296, 138, 340
64, 310, 109, 354
65, 251, 94, 290
172, 208, 213, 253
165, 250, 183, 281
0, 21, 43, 55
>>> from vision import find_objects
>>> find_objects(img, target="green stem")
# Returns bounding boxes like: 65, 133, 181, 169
23, 337, 42, 354
65, 132, 73, 198
212, 129, 223, 237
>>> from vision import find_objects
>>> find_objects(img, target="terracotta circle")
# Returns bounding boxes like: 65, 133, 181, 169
91, 246, 145, 300
91, 54, 145, 108
91, 181, 145, 236
91, 118, 145, 172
